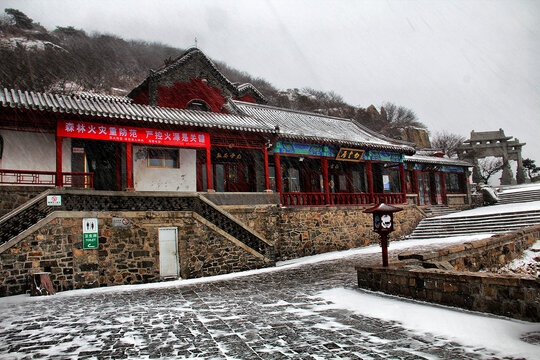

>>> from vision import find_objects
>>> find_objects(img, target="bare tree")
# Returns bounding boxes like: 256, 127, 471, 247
379, 102, 426, 138
431, 131, 465, 158
477, 158, 504, 184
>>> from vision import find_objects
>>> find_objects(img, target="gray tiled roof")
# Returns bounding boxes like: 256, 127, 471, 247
0, 88, 273, 133
232, 100, 415, 154
404, 154, 472, 167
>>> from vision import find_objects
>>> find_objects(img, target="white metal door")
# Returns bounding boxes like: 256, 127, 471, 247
158, 227, 179, 278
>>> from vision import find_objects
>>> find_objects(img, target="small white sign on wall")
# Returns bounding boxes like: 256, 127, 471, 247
46, 195, 62, 206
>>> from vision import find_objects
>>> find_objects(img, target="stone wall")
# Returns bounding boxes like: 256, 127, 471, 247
357, 266, 539, 322
357, 225, 540, 322
227, 204, 425, 261
0, 211, 270, 297
0, 186, 49, 217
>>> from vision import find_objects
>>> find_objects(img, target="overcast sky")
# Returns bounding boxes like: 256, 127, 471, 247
3, 0, 539, 161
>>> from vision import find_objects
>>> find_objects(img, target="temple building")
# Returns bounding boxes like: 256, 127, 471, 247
0, 48, 471, 208
0, 48, 472, 296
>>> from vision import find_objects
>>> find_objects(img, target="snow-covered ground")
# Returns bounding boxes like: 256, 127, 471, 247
435, 200, 540, 219
1, 233, 539, 359
316, 288, 540, 360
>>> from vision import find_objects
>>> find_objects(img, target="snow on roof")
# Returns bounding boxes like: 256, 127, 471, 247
233, 100, 415, 154
0, 88, 273, 133
404, 154, 472, 167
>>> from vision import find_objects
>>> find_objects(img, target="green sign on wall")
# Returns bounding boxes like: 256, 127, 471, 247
83, 218, 98, 250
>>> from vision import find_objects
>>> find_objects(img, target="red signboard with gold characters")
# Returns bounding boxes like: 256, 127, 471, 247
57, 120, 210, 148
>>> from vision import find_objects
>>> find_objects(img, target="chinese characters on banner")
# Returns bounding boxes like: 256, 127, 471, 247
57, 120, 210, 148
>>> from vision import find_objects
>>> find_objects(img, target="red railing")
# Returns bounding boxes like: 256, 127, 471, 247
373, 193, 406, 204
281, 192, 326, 206
329, 193, 371, 206
281, 192, 406, 207
0, 169, 93, 188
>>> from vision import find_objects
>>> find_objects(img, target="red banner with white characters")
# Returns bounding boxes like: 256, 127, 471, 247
57, 120, 209, 148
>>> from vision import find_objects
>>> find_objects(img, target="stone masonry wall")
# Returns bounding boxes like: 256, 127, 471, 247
357, 266, 540, 322
0, 211, 270, 297
0, 186, 49, 217
227, 204, 425, 261
357, 226, 540, 322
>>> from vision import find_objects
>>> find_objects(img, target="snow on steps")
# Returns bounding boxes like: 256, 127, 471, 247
497, 189, 540, 204
408, 203, 540, 240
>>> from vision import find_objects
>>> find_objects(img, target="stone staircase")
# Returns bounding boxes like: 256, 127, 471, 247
408, 208, 540, 240
422, 205, 459, 218
0, 189, 273, 259
497, 186, 540, 205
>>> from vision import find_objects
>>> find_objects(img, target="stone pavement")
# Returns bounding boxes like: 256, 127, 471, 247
0, 243, 518, 359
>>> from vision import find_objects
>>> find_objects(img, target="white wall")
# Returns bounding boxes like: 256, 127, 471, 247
133, 146, 196, 192
0, 129, 71, 172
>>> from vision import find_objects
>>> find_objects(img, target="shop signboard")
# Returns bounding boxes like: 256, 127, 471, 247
58, 120, 210, 148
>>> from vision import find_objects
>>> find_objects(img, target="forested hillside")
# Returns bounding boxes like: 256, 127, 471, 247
0, 8, 427, 142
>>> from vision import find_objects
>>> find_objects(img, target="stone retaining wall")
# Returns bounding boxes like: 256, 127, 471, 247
357, 266, 539, 322
227, 204, 425, 261
357, 226, 540, 322
0, 200, 424, 297
0, 186, 49, 217
0, 211, 270, 297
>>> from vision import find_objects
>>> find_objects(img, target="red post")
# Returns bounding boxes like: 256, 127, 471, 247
206, 146, 213, 191
55, 135, 63, 187
440, 172, 447, 205
126, 143, 133, 190
274, 152, 282, 193
380, 233, 389, 267
366, 161, 374, 203
264, 147, 270, 190
322, 157, 330, 205
399, 163, 407, 203
116, 143, 122, 191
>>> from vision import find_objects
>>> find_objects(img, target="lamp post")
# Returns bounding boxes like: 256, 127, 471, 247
363, 203, 403, 267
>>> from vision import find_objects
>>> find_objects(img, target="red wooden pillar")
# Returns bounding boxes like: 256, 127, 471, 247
322, 157, 330, 205
206, 146, 213, 191
440, 172, 447, 205
274, 152, 282, 193
55, 135, 63, 187
126, 143, 133, 190
399, 163, 407, 203
116, 143, 122, 191
264, 147, 270, 190
366, 161, 374, 203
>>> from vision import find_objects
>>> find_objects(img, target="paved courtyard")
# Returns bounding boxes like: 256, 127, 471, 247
0, 242, 536, 359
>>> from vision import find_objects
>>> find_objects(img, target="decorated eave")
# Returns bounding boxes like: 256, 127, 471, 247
232, 100, 416, 155
404, 154, 472, 167
0, 88, 274, 134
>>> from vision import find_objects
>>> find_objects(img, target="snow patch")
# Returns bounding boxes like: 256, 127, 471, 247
435, 200, 540, 219
314, 288, 540, 360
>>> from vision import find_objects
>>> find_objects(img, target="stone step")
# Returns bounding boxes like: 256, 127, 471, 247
411, 222, 538, 237
415, 215, 540, 229
423, 210, 540, 223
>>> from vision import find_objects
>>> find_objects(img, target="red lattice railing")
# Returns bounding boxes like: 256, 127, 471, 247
281, 192, 406, 207
0, 169, 93, 188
